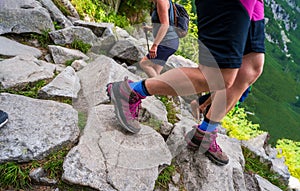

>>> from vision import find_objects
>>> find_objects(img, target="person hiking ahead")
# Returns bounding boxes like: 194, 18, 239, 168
139, 0, 179, 77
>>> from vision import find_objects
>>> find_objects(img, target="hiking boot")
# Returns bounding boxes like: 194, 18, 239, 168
106, 77, 145, 133
0, 110, 8, 128
185, 126, 229, 166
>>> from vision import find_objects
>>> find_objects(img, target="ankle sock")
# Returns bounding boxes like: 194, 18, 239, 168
198, 117, 219, 132
129, 80, 151, 97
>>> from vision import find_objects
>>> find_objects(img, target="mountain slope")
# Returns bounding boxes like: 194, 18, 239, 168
242, 0, 300, 144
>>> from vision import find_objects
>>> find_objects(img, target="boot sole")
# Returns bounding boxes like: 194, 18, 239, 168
0, 119, 8, 128
205, 152, 229, 166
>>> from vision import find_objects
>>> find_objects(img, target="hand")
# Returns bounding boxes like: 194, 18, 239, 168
149, 44, 158, 58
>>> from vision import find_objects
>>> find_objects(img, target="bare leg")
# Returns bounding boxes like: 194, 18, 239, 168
139, 57, 162, 77
206, 52, 265, 122
153, 64, 164, 76
145, 65, 239, 96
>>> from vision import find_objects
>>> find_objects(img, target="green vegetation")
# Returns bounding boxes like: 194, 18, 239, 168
78, 111, 87, 131
222, 107, 300, 182
70, 39, 92, 54
0, 162, 31, 189
0, 80, 47, 98
277, 139, 300, 180
65, 59, 76, 66
243, 147, 289, 191
221, 107, 263, 140
30, 29, 53, 48
0, 147, 68, 190
142, 118, 163, 132
52, 0, 72, 16
70, 0, 144, 28
156, 96, 179, 124
155, 164, 177, 190
53, 21, 63, 30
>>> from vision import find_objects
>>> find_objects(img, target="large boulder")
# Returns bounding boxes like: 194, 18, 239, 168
0, 0, 54, 35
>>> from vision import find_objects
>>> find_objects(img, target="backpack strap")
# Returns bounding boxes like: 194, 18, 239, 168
172, 2, 177, 27
169, 0, 175, 26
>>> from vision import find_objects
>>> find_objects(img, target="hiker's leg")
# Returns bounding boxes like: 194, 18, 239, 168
139, 57, 159, 77
153, 64, 164, 76
144, 66, 239, 96
225, 52, 264, 113
140, 38, 179, 78
205, 52, 265, 122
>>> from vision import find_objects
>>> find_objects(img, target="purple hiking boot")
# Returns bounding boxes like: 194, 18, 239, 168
106, 77, 145, 133
185, 126, 229, 166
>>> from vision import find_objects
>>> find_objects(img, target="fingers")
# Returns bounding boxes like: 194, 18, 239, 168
149, 49, 157, 58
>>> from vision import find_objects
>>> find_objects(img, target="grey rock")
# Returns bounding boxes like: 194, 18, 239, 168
164, 55, 199, 73
255, 174, 283, 191
39, 66, 81, 99
0, 0, 54, 35
62, 104, 172, 191
0, 55, 55, 89
37, 0, 73, 28
48, 45, 89, 65
71, 60, 88, 71
0, 93, 79, 163
109, 39, 145, 65
74, 20, 114, 37
49, 26, 97, 46
75, 55, 141, 112
30, 167, 47, 182
90, 34, 117, 55
0, 36, 42, 58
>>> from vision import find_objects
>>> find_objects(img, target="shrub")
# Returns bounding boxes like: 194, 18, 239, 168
221, 107, 263, 140
276, 139, 300, 180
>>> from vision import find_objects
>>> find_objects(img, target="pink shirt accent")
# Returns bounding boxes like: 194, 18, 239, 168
240, 0, 264, 21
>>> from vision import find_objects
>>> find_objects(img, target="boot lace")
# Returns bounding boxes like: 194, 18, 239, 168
208, 133, 222, 152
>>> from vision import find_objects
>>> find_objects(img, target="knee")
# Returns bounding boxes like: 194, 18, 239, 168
139, 57, 149, 69
253, 64, 264, 79
224, 78, 235, 89
244, 53, 265, 82
247, 62, 264, 85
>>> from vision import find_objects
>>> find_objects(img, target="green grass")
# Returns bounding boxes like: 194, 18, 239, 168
0, 162, 31, 189
78, 111, 87, 131
156, 96, 180, 125
0, 80, 48, 98
0, 146, 96, 190
243, 147, 289, 191
243, 44, 300, 144
0, 147, 69, 190
155, 164, 177, 190
30, 29, 53, 48
69, 39, 92, 54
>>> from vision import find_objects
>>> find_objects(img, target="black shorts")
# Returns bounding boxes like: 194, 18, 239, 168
146, 38, 179, 66
244, 19, 265, 55
196, 0, 265, 68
